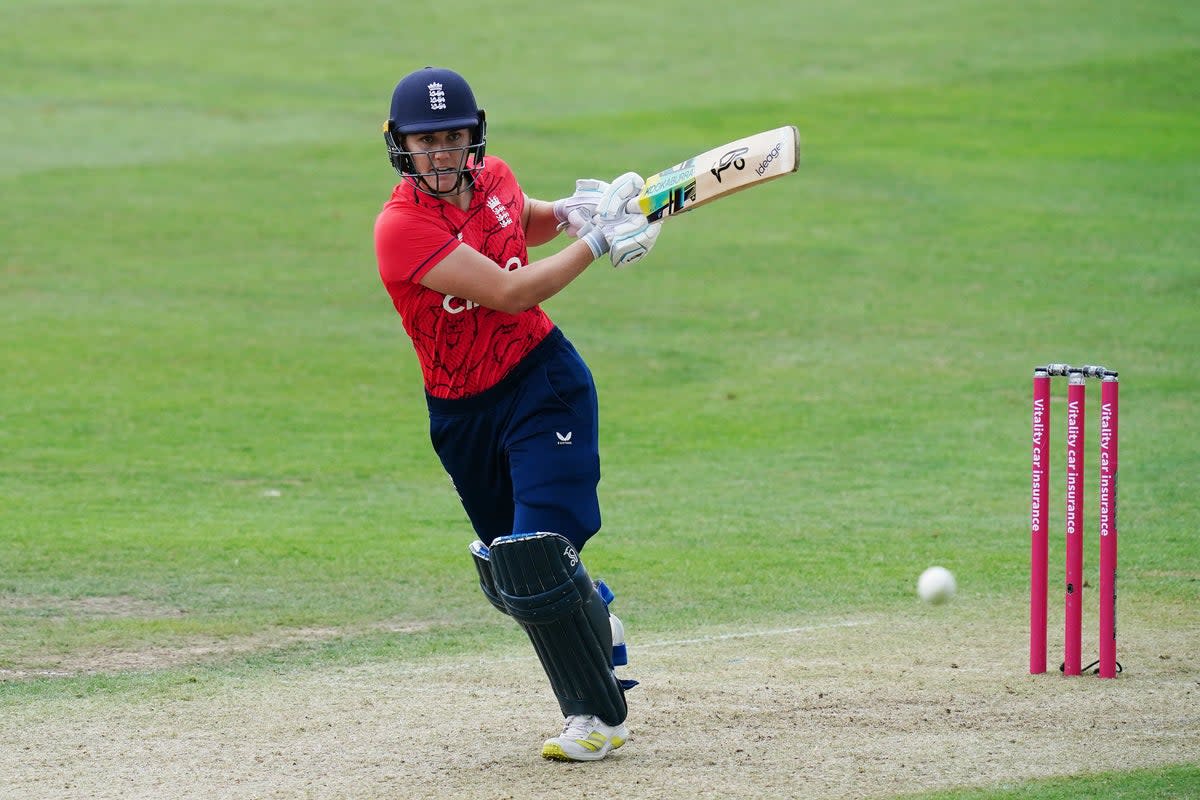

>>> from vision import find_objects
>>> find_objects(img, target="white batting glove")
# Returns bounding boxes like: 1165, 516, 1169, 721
594, 172, 644, 220
579, 219, 611, 258
605, 214, 662, 268
552, 179, 609, 238
578, 172, 657, 263
579, 210, 662, 267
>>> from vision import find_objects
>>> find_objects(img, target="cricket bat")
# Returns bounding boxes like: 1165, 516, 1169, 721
634, 125, 800, 222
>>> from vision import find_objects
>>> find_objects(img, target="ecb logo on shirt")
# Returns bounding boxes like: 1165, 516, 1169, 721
487, 196, 512, 228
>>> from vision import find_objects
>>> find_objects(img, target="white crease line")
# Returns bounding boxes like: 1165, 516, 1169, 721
636, 618, 877, 649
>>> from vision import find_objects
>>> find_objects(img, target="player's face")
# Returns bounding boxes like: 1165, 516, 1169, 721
405, 129, 471, 194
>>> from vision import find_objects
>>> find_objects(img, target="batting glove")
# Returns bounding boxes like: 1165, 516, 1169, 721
552, 179, 609, 238
579, 219, 610, 258
579, 211, 662, 267
579, 172, 657, 263
594, 172, 644, 220
605, 214, 662, 268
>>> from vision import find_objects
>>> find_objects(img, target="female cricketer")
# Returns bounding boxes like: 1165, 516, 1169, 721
373, 66, 661, 762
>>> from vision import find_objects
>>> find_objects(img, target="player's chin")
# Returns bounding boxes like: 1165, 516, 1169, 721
430, 170, 461, 193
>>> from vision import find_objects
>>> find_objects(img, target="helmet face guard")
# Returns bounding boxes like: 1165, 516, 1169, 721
383, 113, 486, 196
384, 67, 487, 196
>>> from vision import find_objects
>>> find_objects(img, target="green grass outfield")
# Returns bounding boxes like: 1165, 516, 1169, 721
2, 1, 1198, 797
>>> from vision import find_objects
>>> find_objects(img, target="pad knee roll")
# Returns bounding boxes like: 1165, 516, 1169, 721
489, 532, 627, 726
469, 540, 509, 615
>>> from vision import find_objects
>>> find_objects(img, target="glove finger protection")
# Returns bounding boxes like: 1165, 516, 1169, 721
607, 215, 662, 268
595, 172, 645, 220
560, 207, 594, 239
553, 179, 610, 237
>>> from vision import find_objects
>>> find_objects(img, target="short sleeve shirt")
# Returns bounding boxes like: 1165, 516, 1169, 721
375, 157, 554, 399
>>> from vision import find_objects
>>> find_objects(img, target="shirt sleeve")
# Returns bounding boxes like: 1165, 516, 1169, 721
375, 206, 461, 284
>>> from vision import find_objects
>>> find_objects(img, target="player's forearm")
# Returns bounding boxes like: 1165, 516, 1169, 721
497, 239, 595, 313
523, 198, 562, 247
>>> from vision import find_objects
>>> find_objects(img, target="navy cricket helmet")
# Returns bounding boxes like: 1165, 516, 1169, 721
383, 67, 487, 189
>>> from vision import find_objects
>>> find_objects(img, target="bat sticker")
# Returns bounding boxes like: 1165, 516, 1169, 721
710, 146, 749, 183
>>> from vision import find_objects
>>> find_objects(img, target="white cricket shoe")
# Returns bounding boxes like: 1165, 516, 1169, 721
541, 714, 628, 762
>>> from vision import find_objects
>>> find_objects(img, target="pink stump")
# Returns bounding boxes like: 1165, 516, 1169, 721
1098, 375, 1119, 678
1030, 370, 1050, 674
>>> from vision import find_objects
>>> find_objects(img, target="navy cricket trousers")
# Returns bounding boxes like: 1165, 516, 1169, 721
426, 328, 602, 551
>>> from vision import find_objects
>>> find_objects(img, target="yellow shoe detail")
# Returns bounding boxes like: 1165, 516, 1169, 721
542, 743, 569, 761
576, 732, 607, 752
541, 715, 629, 761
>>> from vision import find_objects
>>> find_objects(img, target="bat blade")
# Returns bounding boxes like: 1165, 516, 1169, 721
635, 125, 800, 222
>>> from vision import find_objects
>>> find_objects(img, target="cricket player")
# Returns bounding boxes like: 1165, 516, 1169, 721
373, 66, 660, 762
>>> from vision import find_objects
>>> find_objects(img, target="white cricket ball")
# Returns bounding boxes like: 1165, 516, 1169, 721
917, 566, 956, 604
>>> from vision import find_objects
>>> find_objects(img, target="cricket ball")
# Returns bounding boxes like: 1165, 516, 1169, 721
917, 566, 956, 604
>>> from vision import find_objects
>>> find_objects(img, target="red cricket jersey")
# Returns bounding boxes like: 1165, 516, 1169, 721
374, 157, 555, 399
